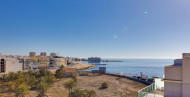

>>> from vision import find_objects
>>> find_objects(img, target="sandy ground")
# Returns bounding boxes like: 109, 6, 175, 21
71, 61, 95, 70
76, 75, 147, 97
0, 75, 146, 97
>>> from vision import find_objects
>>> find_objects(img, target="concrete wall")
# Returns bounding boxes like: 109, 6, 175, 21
182, 84, 190, 97
182, 53, 190, 84
164, 82, 182, 97
165, 66, 182, 81
5, 58, 22, 74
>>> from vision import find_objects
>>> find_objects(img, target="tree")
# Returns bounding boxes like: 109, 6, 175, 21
60, 65, 64, 69
15, 84, 30, 97
64, 79, 76, 97
15, 78, 26, 88
16, 71, 24, 79
71, 76, 77, 82
36, 77, 50, 97
7, 72, 16, 82
36, 69, 55, 97
55, 69, 64, 79
2, 74, 7, 82
39, 68, 47, 77
26, 76, 37, 88
70, 88, 85, 97
44, 71, 56, 84
26, 70, 33, 76
44, 74, 56, 85
101, 82, 108, 89
84, 89, 96, 97
8, 81, 16, 91
32, 71, 40, 79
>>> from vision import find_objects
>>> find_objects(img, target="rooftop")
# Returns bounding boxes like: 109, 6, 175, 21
63, 68, 77, 73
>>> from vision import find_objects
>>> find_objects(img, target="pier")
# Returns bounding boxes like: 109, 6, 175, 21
105, 73, 153, 85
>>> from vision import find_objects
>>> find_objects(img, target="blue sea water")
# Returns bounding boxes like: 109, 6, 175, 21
83, 59, 173, 78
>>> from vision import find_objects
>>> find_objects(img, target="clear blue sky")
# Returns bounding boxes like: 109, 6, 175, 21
0, 0, 190, 59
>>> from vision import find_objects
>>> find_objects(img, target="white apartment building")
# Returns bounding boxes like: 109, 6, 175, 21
164, 53, 190, 97
0, 57, 23, 74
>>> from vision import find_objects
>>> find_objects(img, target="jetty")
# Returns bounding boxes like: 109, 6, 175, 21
93, 64, 106, 65
105, 73, 153, 85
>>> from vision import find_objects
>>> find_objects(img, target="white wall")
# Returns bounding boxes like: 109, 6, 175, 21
155, 78, 164, 90
5, 58, 22, 74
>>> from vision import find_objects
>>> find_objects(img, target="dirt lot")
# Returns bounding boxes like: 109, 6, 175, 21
0, 75, 146, 97
76, 75, 146, 97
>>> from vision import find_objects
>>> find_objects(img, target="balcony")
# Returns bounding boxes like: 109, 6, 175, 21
138, 79, 164, 97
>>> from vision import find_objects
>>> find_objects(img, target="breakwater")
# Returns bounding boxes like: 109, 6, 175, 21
105, 73, 153, 85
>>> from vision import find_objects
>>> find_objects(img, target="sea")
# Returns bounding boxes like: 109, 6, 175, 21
83, 59, 174, 78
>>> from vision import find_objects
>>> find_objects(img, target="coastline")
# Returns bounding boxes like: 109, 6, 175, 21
70, 61, 96, 70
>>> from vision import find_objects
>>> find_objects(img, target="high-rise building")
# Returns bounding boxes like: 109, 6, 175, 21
88, 57, 101, 62
40, 52, 47, 57
29, 52, 36, 57
50, 53, 56, 57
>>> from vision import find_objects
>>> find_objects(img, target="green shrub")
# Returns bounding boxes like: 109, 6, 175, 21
55, 69, 64, 79
101, 82, 108, 89
71, 76, 77, 82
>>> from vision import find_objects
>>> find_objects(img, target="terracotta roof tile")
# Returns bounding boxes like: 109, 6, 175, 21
63, 68, 77, 72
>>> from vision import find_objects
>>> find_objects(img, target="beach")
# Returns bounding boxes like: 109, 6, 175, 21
70, 61, 96, 70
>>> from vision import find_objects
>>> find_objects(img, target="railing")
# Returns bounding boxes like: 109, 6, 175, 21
138, 83, 164, 97
138, 83, 155, 97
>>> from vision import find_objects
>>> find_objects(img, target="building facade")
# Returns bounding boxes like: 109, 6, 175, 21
29, 52, 36, 57
50, 56, 67, 67
0, 58, 23, 74
40, 52, 47, 57
88, 57, 101, 62
164, 53, 190, 97
50, 53, 56, 57
37, 56, 50, 67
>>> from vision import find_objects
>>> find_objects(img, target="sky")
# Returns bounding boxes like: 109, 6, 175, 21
0, 0, 190, 59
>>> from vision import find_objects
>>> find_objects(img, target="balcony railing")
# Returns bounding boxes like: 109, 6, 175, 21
138, 83, 164, 97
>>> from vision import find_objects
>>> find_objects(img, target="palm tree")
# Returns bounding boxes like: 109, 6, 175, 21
84, 89, 96, 97
36, 77, 50, 97
8, 81, 16, 91
7, 72, 16, 82
70, 88, 85, 97
64, 79, 76, 97
15, 84, 30, 97
2, 74, 7, 82
26, 76, 36, 88
44, 72, 56, 85
16, 71, 24, 79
